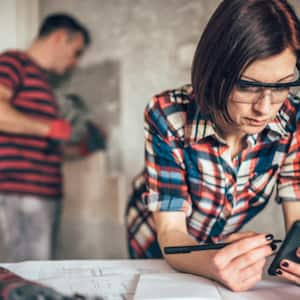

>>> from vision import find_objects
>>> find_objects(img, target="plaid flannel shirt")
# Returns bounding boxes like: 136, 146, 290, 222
126, 84, 300, 258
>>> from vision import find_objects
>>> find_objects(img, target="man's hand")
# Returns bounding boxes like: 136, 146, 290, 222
0, 84, 71, 139
207, 233, 275, 292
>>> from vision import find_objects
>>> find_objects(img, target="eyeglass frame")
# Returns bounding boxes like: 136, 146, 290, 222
236, 78, 300, 89
232, 78, 300, 104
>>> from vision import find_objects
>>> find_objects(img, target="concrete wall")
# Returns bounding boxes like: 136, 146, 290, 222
39, 0, 221, 213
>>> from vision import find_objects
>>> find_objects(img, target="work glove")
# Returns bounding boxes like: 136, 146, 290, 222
46, 119, 72, 141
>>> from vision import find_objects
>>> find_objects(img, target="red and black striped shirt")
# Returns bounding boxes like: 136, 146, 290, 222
0, 50, 62, 199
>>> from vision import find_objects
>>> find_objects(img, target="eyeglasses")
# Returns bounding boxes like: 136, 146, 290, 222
232, 78, 300, 104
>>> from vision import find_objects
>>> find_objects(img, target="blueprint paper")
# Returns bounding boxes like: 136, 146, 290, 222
134, 273, 222, 300
1, 260, 299, 300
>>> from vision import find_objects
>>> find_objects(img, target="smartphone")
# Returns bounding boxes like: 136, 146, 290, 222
268, 220, 300, 275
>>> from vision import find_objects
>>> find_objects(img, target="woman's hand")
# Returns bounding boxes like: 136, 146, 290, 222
275, 247, 300, 285
221, 231, 258, 243
208, 232, 275, 292
154, 212, 275, 292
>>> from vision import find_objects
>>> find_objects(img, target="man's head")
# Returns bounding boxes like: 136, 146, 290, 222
37, 13, 91, 74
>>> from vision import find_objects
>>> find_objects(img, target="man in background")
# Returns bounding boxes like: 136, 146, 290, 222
0, 13, 90, 261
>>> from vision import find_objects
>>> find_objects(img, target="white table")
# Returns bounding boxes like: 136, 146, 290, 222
1, 259, 299, 300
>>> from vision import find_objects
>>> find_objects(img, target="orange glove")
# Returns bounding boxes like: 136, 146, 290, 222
46, 119, 72, 141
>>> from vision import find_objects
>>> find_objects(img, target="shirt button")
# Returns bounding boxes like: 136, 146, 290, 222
222, 207, 231, 218
227, 194, 233, 202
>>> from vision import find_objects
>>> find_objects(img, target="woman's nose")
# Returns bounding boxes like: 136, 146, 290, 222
253, 90, 273, 114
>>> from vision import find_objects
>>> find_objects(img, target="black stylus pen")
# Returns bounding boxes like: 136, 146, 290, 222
164, 239, 282, 254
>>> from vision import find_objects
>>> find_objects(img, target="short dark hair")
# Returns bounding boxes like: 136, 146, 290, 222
38, 13, 91, 47
191, 0, 300, 122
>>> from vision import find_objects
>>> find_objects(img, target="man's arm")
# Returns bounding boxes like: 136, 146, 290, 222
0, 84, 71, 140
0, 84, 50, 136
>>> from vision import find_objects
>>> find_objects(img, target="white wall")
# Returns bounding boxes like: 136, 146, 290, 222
0, 0, 39, 51
16, 0, 39, 48
0, 1, 18, 51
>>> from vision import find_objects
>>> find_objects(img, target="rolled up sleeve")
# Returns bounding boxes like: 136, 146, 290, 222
142, 96, 192, 216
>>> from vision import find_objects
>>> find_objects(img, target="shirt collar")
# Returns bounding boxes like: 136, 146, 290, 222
183, 97, 222, 146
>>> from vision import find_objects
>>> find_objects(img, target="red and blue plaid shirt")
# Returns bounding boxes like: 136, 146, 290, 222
126, 84, 300, 258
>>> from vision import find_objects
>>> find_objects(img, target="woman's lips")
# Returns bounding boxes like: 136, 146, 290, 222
245, 118, 268, 126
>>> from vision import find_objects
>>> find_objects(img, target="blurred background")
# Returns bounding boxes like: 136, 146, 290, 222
0, 0, 299, 259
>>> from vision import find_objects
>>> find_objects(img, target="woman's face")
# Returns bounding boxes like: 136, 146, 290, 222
225, 47, 297, 138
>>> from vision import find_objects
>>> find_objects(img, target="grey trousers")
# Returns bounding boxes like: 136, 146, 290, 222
0, 194, 61, 262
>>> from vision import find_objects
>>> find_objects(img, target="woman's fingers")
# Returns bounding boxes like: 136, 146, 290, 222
223, 267, 264, 292
276, 267, 300, 285
236, 272, 264, 292
210, 236, 271, 290
221, 231, 258, 243
215, 234, 273, 268
275, 248, 300, 285
276, 259, 300, 285
230, 244, 272, 271
210, 233, 276, 291
280, 259, 300, 274
239, 258, 266, 282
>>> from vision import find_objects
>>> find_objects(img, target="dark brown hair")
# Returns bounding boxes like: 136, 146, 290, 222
191, 0, 300, 121
38, 13, 91, 47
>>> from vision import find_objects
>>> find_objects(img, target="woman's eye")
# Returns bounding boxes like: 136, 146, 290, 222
273, 87, 289, 92
236, 84, 260, 93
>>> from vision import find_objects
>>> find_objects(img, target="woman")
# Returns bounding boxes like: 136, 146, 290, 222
126, 0, 300, 291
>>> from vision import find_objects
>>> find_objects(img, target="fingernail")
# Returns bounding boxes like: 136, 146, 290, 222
270, 243, 277, 251
281, 261, 289, 268
265, 234, 274, 241
276, 269, 282, 275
